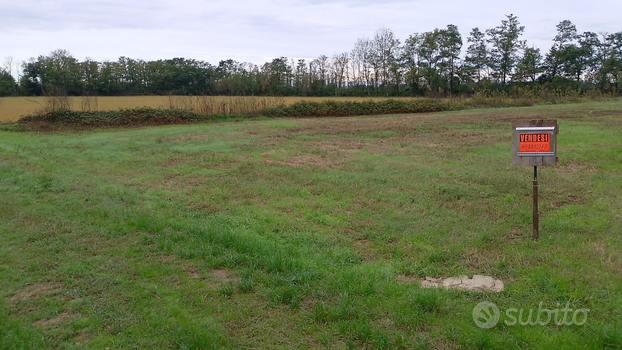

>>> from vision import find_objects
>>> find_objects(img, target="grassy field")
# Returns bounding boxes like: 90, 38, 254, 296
0, 96, 414, 123
0, 101, 621, 349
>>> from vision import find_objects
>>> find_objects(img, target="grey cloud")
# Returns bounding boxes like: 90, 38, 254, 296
1, 0, 620, 67
1, 0, 169, 31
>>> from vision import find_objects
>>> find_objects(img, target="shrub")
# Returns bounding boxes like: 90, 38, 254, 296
262, 98, 450, 118
18, 108, 213, 127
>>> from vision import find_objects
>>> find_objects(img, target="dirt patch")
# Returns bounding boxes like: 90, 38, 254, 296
546, 192, 588, 210
280, 110, 523, 138
421, 275, 504, 292
212, 269, 240, 282
269, 120, 503, 156
33, 311, 77, 327
396, 275, 416, 283
262, 152, 342, 169
158, 153, 245, 174
160, 154, 229, 167
582, 109, 622, 118
10, 282, 62, 301
163, 134, 210, 143
590, 242, 621, 273
260, 138, 371, 169
259, 128, 490, 168
351, 238, 376, 262
158, 174, 209, 192
251, 110, 580, 160
72, 328, 91, 346
286, 115, 428, 136
301, 297, 314, 308
185, 266, 201, 279
301, 139, 367, 153
554, 162, 598, 173
252, 135, 293, 148
461, 246, 507, 269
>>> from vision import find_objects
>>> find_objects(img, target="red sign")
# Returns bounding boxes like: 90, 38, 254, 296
519, 133, 550, 153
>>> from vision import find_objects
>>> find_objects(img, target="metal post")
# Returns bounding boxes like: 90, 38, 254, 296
533, 166, 539, 240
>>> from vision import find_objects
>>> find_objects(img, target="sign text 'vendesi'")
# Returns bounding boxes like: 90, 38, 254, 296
518, 133, 550, 153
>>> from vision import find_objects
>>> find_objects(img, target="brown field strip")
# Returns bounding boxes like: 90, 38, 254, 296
0, 96, 403, 123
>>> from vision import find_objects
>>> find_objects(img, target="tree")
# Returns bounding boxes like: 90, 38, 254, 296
437, 24, 463, 95
0, 69, 16, 96
7, 20, 620, 98
39, 49, 84, 95
19, 58, 43, 96
596, 32, 622, 90
98, 60, 121, 95
332, 52, 349, 95
294, 59, 308, 95
402, 33, 424, 95
261, 57, 292, 95
464, 27, 489, 84
372, 27, 401, 96
309, 55, 331, 95
351, 38, 374, 95
486, 14, 525, 85
417, 29, 446, 94
81, 58, 100, 94
514, 47, 543, 82
3, 57, 14, 81
561, 31, 599, 82
544, 20, 579, 79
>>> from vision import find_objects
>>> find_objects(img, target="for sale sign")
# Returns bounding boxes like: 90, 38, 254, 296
518, 133, 550, 153
512, 120, 558, 166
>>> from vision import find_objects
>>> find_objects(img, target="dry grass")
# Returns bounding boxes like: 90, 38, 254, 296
0, 96, 409, 123
9, 282, 63, 301
33, 312, 78, 327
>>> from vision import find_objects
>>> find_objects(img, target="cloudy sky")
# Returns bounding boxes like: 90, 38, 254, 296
2, 0, 621, 70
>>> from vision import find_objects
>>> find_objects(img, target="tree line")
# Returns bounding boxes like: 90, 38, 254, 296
1, 15, 621, 98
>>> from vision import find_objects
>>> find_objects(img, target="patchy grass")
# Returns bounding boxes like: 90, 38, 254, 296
0, 100, 621, 349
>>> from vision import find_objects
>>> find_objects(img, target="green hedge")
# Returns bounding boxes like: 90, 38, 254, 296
262, 98, 451, 118
17, 99, 455, 129
18, 108, 214, 127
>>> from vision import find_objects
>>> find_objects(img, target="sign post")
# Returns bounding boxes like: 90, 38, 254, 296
512, 120, 558, 240
533, 166, 538, 240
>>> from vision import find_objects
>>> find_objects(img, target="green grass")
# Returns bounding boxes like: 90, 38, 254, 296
1, 100, 621, 349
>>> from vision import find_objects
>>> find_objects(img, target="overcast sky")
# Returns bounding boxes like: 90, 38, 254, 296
2, 0, 621, 70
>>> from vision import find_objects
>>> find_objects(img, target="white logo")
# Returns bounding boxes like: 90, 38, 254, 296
473, 301, 500, 329
473, 301, 589, 328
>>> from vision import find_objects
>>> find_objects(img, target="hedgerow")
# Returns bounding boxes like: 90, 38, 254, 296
262, 98, 451, 118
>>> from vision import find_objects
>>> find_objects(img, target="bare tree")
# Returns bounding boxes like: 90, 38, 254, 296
349, 49, 361, 89
316, 55, 330, 85
294, 59, 308, 95
309, 55, 331, 94
3, 57, 13, 78
351, 38, 374, 95
332, 52, 349, 95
